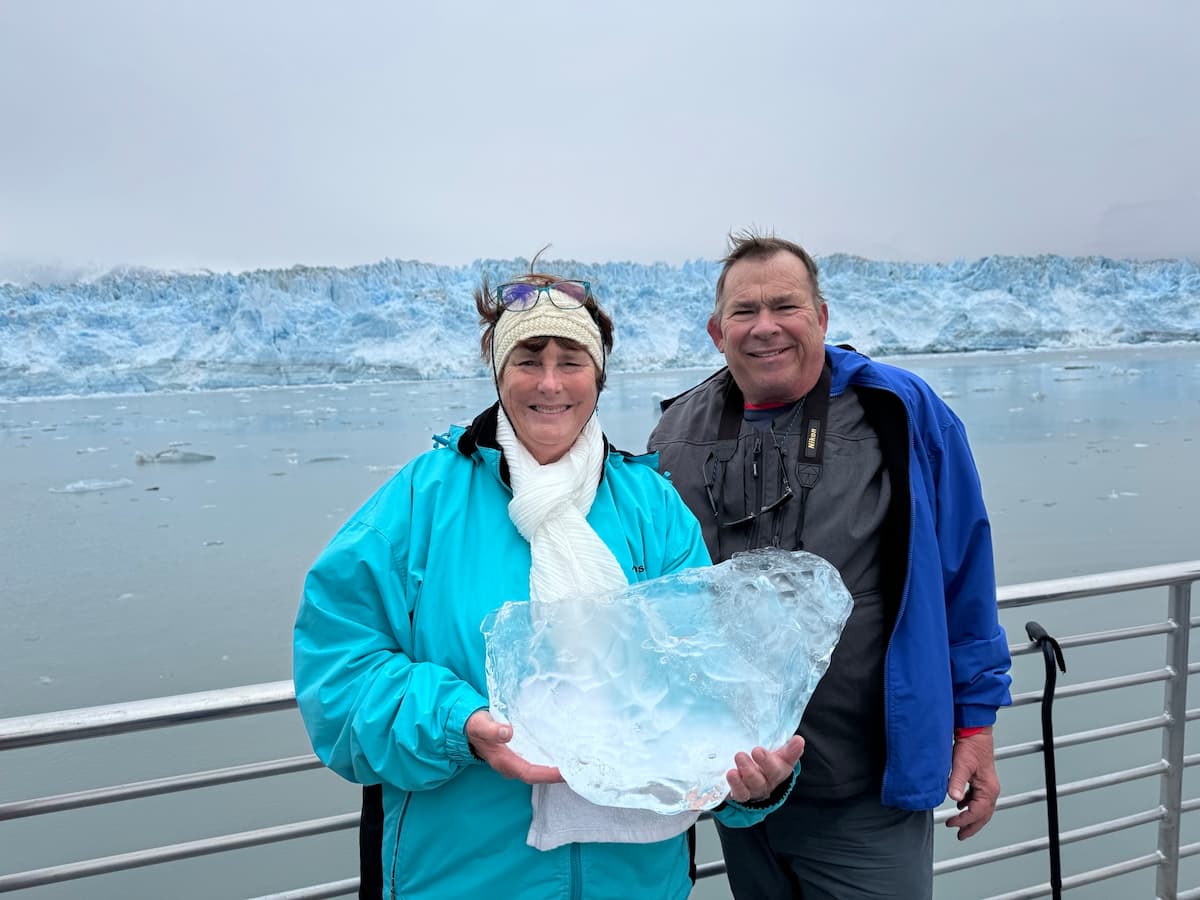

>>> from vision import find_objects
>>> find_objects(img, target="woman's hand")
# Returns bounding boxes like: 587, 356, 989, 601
466, 710, 564, 785
726, 735, 805, 804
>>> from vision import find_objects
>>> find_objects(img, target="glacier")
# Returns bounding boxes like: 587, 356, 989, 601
1, 254, 1198, 400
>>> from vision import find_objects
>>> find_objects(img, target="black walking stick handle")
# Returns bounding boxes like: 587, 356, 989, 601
1026, 621, 1067, 674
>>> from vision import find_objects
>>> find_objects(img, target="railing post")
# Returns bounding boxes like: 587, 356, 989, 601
1157, 580, 1192, 899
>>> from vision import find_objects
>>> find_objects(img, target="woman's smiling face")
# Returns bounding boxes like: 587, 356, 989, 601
498, 337, 599, 464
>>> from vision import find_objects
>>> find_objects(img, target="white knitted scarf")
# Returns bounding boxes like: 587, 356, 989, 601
494, 406, 700, 851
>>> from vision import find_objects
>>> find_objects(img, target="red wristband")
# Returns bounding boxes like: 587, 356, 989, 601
955, 726, 987, 740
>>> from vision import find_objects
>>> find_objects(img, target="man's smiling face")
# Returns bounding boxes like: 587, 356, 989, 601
707, 250, 829, 405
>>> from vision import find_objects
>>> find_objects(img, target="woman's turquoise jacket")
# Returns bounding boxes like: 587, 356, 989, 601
294, 406, 790, 900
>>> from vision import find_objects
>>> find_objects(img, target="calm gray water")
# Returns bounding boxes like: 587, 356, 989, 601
2, 344, 1198, 898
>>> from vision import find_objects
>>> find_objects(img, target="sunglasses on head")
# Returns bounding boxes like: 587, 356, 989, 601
495, 280, 592, 311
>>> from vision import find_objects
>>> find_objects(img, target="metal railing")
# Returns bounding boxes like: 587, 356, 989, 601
2, 560, 1198, 899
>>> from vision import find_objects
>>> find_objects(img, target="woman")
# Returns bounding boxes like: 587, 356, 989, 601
294, 271, 804, 900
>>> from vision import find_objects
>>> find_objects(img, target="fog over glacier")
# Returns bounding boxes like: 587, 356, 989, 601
2, 254, 1197, 401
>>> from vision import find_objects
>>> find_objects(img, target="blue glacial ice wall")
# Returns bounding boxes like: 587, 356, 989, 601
1, 254, 1197, 399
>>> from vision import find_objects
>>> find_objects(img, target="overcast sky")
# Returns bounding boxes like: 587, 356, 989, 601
2, 1, 1198, 276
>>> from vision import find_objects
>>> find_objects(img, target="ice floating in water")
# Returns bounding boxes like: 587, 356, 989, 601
483, 548, 853, 814
134, 449, 216, 464
49, 478, 134, 494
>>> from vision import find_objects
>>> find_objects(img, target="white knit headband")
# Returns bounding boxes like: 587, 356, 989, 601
491, 292, 606, 377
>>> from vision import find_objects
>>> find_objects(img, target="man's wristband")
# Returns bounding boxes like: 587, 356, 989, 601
954, 726, 987, 740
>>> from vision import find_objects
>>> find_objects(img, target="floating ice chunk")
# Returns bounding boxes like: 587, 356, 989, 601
134, 449, 216, 464
483, 548, 853, 814
49, 478, 134, 494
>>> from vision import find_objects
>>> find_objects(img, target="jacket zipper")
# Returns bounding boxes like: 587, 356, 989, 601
388, 792, 412, 899
749, 433, 764, 549
570, 842, 582, 900
880, 395, 912, 803
772, 440, 787, 548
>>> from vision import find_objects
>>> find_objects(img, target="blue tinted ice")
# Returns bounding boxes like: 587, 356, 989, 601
482, 548, 853, 814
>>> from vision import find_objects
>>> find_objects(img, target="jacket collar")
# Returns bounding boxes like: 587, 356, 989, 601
451, 402, 629, 485
456, 402, 501, 457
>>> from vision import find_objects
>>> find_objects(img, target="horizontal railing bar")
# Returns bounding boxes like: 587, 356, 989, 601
0, 754, 322, 821
1008, 621, 1175, 658
13, 733, 1160, 835
246, 879, 359, 900
1181, 839, 1200, 899
0, 681, 297, 751
934, 807, 1165, 873
0, 812, 357, 892
695, 859, 726, 879
1009, 667, 1171, 707
995, 714, 1170, 761
934, 761, 1170, 824
997, 561, 1200, 609
1180, 798, 1200, 815
981, 852, 1164, 900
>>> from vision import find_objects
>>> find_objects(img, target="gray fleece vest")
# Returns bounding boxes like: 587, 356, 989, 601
650, 368, 890, 799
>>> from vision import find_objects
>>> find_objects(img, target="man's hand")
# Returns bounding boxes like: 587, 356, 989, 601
946, 727, 999, 840
465, 710, 563, 785
726, 735, 805, 804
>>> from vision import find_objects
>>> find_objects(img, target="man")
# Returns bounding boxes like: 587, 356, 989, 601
648, 232, 1012, 899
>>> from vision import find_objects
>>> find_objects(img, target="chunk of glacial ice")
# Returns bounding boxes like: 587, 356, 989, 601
482, 547, 853, 814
